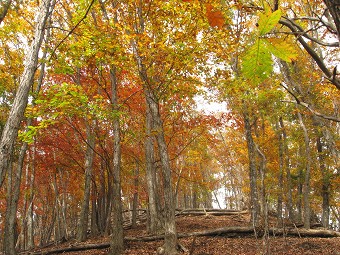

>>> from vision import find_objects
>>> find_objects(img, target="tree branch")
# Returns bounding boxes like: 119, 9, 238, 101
48, 0, 96, 61
279, 18, 340, 90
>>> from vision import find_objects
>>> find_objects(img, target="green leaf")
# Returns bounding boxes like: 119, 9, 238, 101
242, 39, 273, 83
258, 9, 282, 36
264, 38, 298, 62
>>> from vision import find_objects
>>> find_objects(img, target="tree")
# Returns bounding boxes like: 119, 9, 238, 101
0, 0, 54, 188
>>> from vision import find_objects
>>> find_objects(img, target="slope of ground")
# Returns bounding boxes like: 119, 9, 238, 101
28, 212, 340, 255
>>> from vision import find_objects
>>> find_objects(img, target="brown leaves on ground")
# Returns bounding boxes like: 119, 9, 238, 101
37, 213, 340, 255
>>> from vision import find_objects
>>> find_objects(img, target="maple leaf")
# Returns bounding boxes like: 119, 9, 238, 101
205, 4, 225, 29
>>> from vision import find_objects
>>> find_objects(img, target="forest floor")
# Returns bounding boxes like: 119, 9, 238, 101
30, 212, 340, 255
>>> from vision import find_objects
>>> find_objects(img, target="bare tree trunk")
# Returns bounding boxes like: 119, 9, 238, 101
4, 32, 50, 249
316, 136, 330, 228
109, 66, 124, 255
297, 111, 311, 229
91, 183, 99, 236
279, 117, 294, 222
144, 87, 178, 254
0, 0, 54, 188
131, 4, 178, 253
145, 106, 163, 235
4, 161, 18, 255
25, 143, 37, 249
77, 121, 96, 241
243, 112, 259, 227
277, 120, 284, 227
131, 161, 139, 228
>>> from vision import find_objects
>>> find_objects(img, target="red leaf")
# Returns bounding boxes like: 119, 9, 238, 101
206, 4, 225, 29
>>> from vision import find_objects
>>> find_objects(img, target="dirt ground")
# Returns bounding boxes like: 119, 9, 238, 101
34, 213, 340, 255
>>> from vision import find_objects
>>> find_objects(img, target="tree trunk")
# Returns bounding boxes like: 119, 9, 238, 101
109, 66, 124, 255
4, 26, 50, 249
316, 136, 330, 228
26, 146, 36, 249
77, 121, 96, 241
145, 88, 178, 255
279, 117, 294, 222
131, 4, 178, 253
0, 0, 54, 188
145, 106, 163, 235
297, 111, 311, 229
4, 161, 18, 255
277, 120, 284, 227
131, 161, 140, 228
243, 112, 259, 226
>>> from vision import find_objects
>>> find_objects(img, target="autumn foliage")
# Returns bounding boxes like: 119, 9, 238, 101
0, 0, 339, 254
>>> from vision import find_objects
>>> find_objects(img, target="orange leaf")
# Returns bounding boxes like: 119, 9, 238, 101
206, 4, 225, 29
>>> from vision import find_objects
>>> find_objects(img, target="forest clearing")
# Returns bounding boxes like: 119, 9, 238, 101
0, 0, 339, 255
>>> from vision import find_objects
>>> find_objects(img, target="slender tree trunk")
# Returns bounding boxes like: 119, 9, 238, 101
279, 117, 294, 222
109, 66, 124, 255
243, 112, 259, 227
4, 160, 18, 255
316, 136, 330, 228
0, 0, 53, 188
5, 36, 49, 248
256, 144, 270, 254
77, 121, 96, 241
297, 147, 303, 223
297, 111, 311, 229
91, 183, 99, 236
26, 149, 36, 249
131, 161, 139, 228
277, 120, 284, 227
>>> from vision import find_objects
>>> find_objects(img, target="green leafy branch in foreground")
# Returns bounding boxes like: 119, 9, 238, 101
242, 6, 297, 84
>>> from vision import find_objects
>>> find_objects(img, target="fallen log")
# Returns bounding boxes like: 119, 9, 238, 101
270, 228, 340, 238
23, 226, 340, 254
23, 243, 111, 255
176, 210, 248, 216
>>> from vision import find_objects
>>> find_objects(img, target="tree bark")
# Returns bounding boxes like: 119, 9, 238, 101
243, 112, 259, 226
297, 111, 312, 229
0, 0, 54, 188
2, 4, 53, 252
145, 88, 178, 255
277, 120, 284, 227
77, 120, 96, 241
145, 106, 163, 235
109, 66, 124, 255
131, 3, 178, 254
316, 136, 330, 228
279, 117, 294, 222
